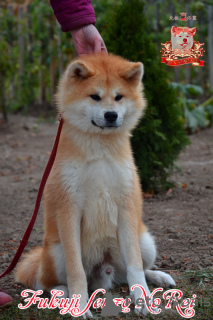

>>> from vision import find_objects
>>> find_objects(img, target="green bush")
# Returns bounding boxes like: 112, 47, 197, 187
103, 0, 190, 192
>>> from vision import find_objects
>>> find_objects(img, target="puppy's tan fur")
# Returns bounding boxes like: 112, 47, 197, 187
16, 54, 175, 316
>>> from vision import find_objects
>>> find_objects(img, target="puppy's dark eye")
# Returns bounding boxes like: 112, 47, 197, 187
115, 95, 123, 101
90, 94, 101, 101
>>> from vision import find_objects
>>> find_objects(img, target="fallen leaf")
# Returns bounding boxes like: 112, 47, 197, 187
182, 183, 187, 188
120, 286, 128, 293
143, 192, 153, 199
177, 212, 184, 216
22, 156, 32, 161
13, 284, 22, 289
21, 124, 29, 131
10, 141, 22, 148
166, 188, 173, 195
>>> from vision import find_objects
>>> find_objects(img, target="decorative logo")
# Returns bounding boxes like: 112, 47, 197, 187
161, 16, 205, 67
18, 286, 197, 318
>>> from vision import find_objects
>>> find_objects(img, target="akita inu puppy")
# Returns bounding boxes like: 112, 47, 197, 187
16, 53, 175, 316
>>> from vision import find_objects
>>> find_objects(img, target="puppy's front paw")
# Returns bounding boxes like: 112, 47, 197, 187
67, 288, 93, 318
82, 309, 93, 318
133, 288, 160, 316
134, 303, 149, 316
50, 285, 69, 299
134, 305, 148, 316
134, 293, 160, 316
127, 267, 151, 316
80, 297, 93, 318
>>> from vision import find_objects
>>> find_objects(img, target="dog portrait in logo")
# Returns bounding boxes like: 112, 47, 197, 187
171, 26, 196, 51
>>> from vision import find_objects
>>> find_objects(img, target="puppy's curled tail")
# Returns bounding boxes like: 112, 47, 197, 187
15, 247, 42, 288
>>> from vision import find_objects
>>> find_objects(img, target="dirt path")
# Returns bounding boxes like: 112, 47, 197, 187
0, 115, 212, 300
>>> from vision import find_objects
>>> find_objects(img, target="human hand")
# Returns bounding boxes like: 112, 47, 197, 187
70, 24, 107, 56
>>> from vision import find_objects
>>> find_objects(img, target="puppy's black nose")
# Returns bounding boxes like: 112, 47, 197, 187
104, 111, 118, 123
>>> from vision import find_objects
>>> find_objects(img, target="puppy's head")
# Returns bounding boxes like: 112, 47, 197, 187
57, 54, 146, 135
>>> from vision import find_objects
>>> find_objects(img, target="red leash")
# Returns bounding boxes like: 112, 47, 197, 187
0, 115, 64, 279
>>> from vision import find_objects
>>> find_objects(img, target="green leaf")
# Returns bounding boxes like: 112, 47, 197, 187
185, 84, 204, 96
192, 106, 207, 128
184, 106, 198, 132
206, 104, 213, 116
155, 131, 166, 141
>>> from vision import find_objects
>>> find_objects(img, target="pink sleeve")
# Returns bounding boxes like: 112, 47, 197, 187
50, 0, 96, 31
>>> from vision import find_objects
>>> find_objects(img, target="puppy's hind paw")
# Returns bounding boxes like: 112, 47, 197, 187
145, 270, 176, 288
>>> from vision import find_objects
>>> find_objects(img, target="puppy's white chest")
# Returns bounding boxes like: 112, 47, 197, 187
61, 158, 133, 218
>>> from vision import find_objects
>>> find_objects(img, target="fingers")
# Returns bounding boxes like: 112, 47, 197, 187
71, 25, 108, 55
101, 41, 108, 54
93, 37, 102, 54
93, 37, 108, 55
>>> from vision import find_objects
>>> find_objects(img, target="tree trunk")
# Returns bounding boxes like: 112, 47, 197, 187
172, 4, 180, 83
7, 5, 15, 100
50, 58, 57, 106
38, 53, 46, 105
0, 76, 8, 122
18, 6, 25, 92
208, 6, 213, 90
57, 21, 63, 77
185, 3, 191, 84
199, 11, 205, 89
155, 2, 160, 54
27, 5, 33, 64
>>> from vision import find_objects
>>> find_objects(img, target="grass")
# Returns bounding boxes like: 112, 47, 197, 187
1, 270, 213, 320
181, 267, 213, 287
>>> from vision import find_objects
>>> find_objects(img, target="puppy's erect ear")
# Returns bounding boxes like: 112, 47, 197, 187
118, 62, 144, 86
68, 61, 95, 79
171, 26, 177, 35
190, 27, 196, 36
